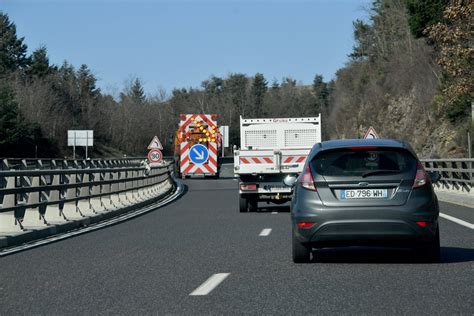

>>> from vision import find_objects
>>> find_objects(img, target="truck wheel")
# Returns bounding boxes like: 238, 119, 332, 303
239, 195, 248, 213
248, 197, 258, 212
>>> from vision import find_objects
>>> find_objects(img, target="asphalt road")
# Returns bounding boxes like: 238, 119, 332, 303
0, 165, 473, 314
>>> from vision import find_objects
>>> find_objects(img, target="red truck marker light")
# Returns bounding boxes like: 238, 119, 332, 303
240, 184, 257, 191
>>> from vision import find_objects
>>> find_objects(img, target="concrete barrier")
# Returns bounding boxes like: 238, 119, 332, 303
0, 159, 175, 249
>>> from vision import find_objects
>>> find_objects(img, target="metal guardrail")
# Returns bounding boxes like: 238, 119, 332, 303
0, 159, 174, 234
0, 158, 144, 171
421, 159, 473, 193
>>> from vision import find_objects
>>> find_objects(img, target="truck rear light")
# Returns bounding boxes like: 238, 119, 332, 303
240, 183, 257, 191
299, 164, 316, 191
297, 222, 316, 229
413, 162, 430, 189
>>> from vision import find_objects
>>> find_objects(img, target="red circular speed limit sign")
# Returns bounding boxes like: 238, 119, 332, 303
147, 149, 163, 163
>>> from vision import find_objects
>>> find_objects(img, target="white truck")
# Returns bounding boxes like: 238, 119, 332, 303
234, 115, 322, 212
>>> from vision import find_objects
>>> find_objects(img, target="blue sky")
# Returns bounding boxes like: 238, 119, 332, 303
3, 0, 371, 96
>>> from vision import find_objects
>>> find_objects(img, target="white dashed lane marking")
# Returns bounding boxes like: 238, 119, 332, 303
190, 273, 230, 296
259, 228, 272, 236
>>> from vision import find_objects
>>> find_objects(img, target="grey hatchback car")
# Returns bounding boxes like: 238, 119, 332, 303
289, 139, 441, 263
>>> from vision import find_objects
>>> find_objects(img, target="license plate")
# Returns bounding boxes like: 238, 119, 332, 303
341, 189, 388, 199
261, 185, 292, 193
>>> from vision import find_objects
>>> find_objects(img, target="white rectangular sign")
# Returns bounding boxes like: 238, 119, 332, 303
220, 126, 229, 148
68, 130, 94, 146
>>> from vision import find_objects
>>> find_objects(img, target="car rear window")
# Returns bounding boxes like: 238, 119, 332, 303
311, 149, 417, 177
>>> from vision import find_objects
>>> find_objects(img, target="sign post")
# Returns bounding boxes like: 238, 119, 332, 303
68, 130, 94, 159
219, 126, 229, 157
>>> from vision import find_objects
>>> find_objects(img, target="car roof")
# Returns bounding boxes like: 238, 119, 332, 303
310, 139, 418, 158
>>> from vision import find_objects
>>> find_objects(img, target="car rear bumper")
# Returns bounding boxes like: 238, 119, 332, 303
293, 219, 438, 248
292, 205, 439, 248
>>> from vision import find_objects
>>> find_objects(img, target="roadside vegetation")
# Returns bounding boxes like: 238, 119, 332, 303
0, 0, 472, 158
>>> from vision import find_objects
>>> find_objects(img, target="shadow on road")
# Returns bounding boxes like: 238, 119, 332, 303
440, 247, 474, 263
309, 246, 474, 264
256, 205, 291, 213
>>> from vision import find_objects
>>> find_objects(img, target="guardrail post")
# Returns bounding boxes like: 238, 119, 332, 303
43, 174, 67, 224
110, 171, 122, 208
132, 170, 143, 202
142, 171, 152, 198
0, 176, 24, 233
119, 171, 131, 206
152, 168, 160, 195
137, 171, 147, 201
90, 172, 106, 213
62, 174, 83, 220
102, 172, 115, 211
78, 173, 95, 216
21, 176, 48, 229
125, 170, 137, 203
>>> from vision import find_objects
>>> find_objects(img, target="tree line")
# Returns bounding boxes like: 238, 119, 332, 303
0, 0, 472, 158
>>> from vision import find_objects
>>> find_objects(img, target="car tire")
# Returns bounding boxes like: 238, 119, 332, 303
239, 195, 248, 213
419, 226, 440, 263
248, 197, 258, 212
292, 230, 311, 263
426, 226, 441, 263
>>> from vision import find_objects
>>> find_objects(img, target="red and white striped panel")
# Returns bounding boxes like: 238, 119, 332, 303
282, 156, 307, 164
240, 157, 274, 164
179, 114, 218, 175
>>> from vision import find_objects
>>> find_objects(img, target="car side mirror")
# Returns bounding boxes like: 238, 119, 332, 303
428, 171, 441, 184
284, 175, 298, 187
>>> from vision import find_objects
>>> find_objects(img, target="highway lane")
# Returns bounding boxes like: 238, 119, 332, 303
0, 169, 473, 314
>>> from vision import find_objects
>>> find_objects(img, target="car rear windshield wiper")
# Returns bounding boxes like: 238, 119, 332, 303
362, 170, 402, 178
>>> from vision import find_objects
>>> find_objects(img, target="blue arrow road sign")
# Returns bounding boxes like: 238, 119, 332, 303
189, 144, 209, 165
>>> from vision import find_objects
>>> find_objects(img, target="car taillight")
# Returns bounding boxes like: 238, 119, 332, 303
299, 164, 316, 191
297, 222, 316, 229
416, 221, 433, 227
413, 162, 430, 189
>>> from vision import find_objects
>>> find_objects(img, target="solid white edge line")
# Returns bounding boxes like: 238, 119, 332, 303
259, 228, 272, 236
190, 273, 230, 296
440, 213, 474, 229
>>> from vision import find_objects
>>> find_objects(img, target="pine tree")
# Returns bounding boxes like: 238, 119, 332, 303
27, 46, 53, 78
0, 12, 30, 75
312, 74, 329, 112
130, 78, 146, 105
405, 0, 449, 38
224, 73, 248, 116
251, 73, 267, 117
77, 64, 99, 99
0, 83, 42, 157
